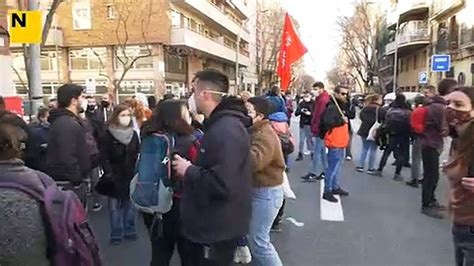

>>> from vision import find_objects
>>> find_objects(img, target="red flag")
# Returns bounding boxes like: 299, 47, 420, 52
277, 13, 308, 92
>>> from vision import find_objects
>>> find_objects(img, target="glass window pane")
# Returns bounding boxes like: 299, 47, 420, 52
40, 57, 50, 70
43, 86, 52, 94
135, 56, 153, 69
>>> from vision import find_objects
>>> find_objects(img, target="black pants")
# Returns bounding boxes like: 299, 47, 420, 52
273, 199, 286, 226
179, 237, 240, 266
421, 146, 440, 207
453, 224, 474, 266
143, 199, 187, 266
394, 138, 410, 165
378, 134, 409, 175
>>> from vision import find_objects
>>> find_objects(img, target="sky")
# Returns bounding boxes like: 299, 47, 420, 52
280, 0, 356, 81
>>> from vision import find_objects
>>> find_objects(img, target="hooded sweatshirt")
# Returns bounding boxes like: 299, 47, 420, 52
419, 95, 448, 150
46, 108, 90, 185
181, 97, 253, 244
311, 90, 331, 136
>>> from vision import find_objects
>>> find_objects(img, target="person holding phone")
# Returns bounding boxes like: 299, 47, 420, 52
442, 86, 474, 265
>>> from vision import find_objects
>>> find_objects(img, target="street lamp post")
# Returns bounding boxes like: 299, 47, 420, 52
392, 19, 400, 93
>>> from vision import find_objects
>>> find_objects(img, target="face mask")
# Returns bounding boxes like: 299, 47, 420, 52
446, 107, 472, 127
303, 97, 311, 102
118, 116, 131, 127
87, 104, 96, 112
188, 94, 197, 114
101, 101, 110, 108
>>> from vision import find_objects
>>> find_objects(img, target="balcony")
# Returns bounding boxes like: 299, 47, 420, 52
398, 0, 430, 23
228, 0, 250, 19
171, 0, 250, 42
432, 0, 465, 21
385, 22, 429, 55
460, 26, 474, 49
385, 41, 397, 55
171, 26, 250, 66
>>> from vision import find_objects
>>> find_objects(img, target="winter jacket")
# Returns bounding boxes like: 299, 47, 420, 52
319, 97, 346, 139
27, 121, 50, 172
100, 127, 140, 199
311, 90, 331, 136
357, 105, 380, 139
45, 109, 91, 185
344, 101, 357, 132
295, 99, 315, 128
419, 95, 448, 150
0, 159, 50, 266
86, 108, 105, 145
181, 97, 252, 244
249, 120, 285, 187
384, 107, 412, 136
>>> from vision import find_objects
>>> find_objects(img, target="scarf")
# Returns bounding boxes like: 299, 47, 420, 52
108, 126, 134, 145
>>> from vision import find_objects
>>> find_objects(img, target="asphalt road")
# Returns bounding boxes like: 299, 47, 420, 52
89, 116, 454, 266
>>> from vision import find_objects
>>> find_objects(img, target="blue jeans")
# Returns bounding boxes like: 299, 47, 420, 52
249, 186, 284, 266
299, 125, 314, 154
109, 197, 137, 241
357, 137, 377, 170
324, 148, 345, 193
311, 137, 328, 175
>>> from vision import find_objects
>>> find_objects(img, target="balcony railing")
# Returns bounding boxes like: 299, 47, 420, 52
460, 27, 474, 48
398, 28, 429, 46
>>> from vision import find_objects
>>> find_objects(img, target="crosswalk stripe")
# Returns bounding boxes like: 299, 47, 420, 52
320, 180, 345, 222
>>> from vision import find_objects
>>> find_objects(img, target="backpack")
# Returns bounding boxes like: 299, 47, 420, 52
411, 106, 427, 134
0, 171, 101, 266
129, 133, 174, 217
278, 131, 295, 155
385, 107, 411, 133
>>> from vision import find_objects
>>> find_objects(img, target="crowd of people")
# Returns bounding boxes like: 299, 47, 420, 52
0, 68, 473, 265
294, 80, 474, 264
0, 69, 297, 266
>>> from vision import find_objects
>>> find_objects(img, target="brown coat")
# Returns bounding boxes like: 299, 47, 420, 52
249, 120, 285, 187
443, 153, 474, 226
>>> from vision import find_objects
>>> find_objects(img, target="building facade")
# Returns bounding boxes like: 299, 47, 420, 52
6, 0, 256, 102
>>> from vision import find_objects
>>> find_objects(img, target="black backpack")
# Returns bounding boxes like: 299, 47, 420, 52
385, 108, 411, 134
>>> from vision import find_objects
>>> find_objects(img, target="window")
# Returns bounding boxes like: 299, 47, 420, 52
118, 80, 155, 95
69, 48, 106, 70
12, 53, 26, 71
106, 4, 115, 19
40, 51, 61, 71
399, 58, 404, 72
115, 45, 153, 69
165, 53, 186, 74
413, 55, 417, 69
73, 80, 108, 95
171, 10, 181, 28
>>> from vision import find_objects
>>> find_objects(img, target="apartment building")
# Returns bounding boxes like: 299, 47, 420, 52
0, 0, 13, 96
385, 0, 431, 92
6, 0, 256, 102
430, 0, 474, 86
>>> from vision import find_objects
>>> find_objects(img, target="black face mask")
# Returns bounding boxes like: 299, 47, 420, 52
101, 101, 110, 108
87, 104, 96, 112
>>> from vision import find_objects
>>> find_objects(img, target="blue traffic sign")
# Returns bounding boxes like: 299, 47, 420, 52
418, 71, 428, 84
431, 55, 451, 72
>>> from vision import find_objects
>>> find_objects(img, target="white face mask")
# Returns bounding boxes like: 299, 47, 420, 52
80, 98, 88, 113
188, 94, 197, 114
118, 116, 131, 127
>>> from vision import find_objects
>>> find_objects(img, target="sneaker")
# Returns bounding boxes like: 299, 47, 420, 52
370, 170, 383, 177
393, 174, 403, 181
346, 156, 352, 161
110, 239, 122, 246
356, 167, 364, 173
431, 200, 447, 211
233, 246, 252, 264
367, 169, 376, 175
295, 153, 303, 161
406, 179, 419, 188
418, 178, 424, 184
421, 207, 444, 219
316, 173, 325, 181
92, 203, 102, 212
403, 162, 412, 168
322, 192, 338, 203
332, 187, 349, 196
271, 223, 282, 233
303, 151, 312, 156
301, 173, 317, 182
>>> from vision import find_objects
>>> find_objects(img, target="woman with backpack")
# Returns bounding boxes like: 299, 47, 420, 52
141, 100, 198, 266
245, 97, 285, 266
373, 94, 412, 180
442, 86, 474, 265
356, 94, 383, 174
99, 104, 140, 245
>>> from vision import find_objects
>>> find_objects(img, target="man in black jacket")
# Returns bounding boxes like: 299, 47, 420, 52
46, 84, 90, 205
173, 69, 252, 265
320, 85, 351, 203
295, 92, 314, 161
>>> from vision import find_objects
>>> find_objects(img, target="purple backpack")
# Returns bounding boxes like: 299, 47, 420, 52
0, 170, 101, 266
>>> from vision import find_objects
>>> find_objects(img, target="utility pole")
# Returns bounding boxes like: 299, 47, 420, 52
235, 33, 240, 95
27, 0, 42, 114
392, 19, 399, 93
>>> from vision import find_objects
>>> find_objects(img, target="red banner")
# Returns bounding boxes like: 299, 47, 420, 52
277, 13, 308, 92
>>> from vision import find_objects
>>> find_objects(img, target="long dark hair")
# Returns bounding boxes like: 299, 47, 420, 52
453, 86, 474, 165
143, 100, 193, 136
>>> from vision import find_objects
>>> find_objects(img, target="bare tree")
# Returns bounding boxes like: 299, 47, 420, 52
337, 2, 387, 93
92, 0, 155, 98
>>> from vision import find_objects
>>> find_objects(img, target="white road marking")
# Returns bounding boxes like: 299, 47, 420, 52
320, 180, 345, 222
286, 217, 305, 227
